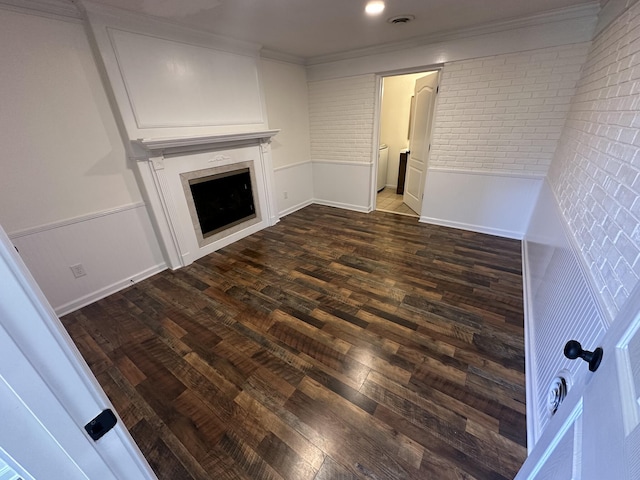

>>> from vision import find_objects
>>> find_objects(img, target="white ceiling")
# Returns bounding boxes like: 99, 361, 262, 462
82, 0, 599, 61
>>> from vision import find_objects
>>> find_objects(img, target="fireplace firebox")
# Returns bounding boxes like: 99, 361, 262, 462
180, 161, 261, 248
189, 168, 255, 237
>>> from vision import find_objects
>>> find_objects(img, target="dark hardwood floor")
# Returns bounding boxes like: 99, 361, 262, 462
62, 205, 526, 480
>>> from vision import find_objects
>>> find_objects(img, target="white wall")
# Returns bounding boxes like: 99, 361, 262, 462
547, 0, 640, 318
0, 8, 164, 314
431, 43, 591, 175
421, 170, 542, 239
0, 9, 142, 230
11, 205, 164, 316
261, 59, 312, 169
309, 74, 377, 164
380, 73, 426, 188
308, 74, 377, 212
261, 59, 314, 215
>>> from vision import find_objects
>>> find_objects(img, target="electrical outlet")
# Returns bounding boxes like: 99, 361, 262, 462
283, 191, 288, 199
70, 263, 87, 278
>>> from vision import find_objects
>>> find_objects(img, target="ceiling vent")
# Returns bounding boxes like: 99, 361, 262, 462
387, 15, 415, 24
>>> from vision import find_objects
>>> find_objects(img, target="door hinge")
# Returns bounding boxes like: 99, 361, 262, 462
428, 144, 431, 151
436, 85, 439, 93
85, 409, 117, 441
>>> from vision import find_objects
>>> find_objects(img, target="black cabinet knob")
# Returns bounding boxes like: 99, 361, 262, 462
564, 340, 603, 372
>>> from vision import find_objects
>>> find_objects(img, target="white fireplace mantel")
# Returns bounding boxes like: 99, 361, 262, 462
134, 129, 280, 156
132, 130, 280, 270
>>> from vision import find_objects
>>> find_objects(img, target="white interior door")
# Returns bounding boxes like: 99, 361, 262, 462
403, 71, 439, 215
517, 285, 640, 479
0, 224, 157, 479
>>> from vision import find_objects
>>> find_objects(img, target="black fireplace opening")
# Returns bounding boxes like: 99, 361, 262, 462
189, 168, 256, 238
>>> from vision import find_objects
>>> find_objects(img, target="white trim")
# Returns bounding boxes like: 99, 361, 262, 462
522, 237, 538, 453
595, 0, 638, 36
0, 0, 83, 22
427, 167, 546, 180
306, 2, 600, 66
260, 48, 305, 66
311, 159, 373, 168
54, 263, 166, 317
419, 215, 523, 240
520, 400, 584, 480
376, 208, 418, 218
136, 129, 280, 154
273, 160, 312, 172
279, 199, 314, 218
313, 199, 371, 214
8, 203, 146, 239
307, 20, 595, 82
0, 447, 34, 480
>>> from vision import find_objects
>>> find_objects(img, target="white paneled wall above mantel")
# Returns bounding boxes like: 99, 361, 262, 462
82, 0, 270, 147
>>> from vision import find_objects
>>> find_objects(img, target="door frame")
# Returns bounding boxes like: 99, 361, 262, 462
370, 65, 443, 214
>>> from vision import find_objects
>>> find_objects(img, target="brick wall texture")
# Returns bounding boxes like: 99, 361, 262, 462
308, 75, 376, 163
431, 43, 591, 174
549, 3, 640, 316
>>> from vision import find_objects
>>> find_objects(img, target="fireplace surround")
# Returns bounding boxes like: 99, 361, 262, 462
134, 130, 279, 269
181, 162, 259, 247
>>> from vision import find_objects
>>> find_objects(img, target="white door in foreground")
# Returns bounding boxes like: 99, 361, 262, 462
517, 285, 640, 479
0, 224, 156, 479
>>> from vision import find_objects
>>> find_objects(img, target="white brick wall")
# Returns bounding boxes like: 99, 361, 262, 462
549, 2, 640, 317
431, 43, 591, 175
308, 75, 376, 163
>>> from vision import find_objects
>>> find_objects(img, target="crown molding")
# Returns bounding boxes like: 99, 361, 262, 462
595, 0, 639, 36
260, 48, 305, 66
306, 1, 601, 66
0, 0, 82, 21
80, 0, 263, 56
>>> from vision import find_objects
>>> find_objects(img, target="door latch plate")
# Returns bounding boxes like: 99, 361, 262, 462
84, 409, 117, 441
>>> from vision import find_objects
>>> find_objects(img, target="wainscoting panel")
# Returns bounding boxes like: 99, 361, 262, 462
421, 169, 543, 239
9, 203, 165, 316
274, 161, 314, 217
312, 160, 372, 213
523, 180, 608, 448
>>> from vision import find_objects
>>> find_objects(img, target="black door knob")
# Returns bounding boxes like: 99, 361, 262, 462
564, 340, 603, 372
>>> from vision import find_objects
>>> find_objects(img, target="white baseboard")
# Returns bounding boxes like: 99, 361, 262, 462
279, 199, 314, 218
313, 199, 371, 213
55, 263, 166, 317
522, 237, 538, 453
419, 215, 523, 240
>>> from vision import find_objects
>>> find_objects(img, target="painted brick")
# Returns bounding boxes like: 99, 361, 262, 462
308, 75, 376, 162
549, 2, 640, 318
431, 43, 590, 175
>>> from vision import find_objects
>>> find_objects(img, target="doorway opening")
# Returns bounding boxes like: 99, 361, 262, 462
374, 69, 440, 218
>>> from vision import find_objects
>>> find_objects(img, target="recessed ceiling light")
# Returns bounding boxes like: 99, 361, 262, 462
365, 1, 385, 15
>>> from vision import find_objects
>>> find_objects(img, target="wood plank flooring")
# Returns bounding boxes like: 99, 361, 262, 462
62, 205, 527, 480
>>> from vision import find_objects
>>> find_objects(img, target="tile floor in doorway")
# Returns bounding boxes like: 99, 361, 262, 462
376, 188, 418, 217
